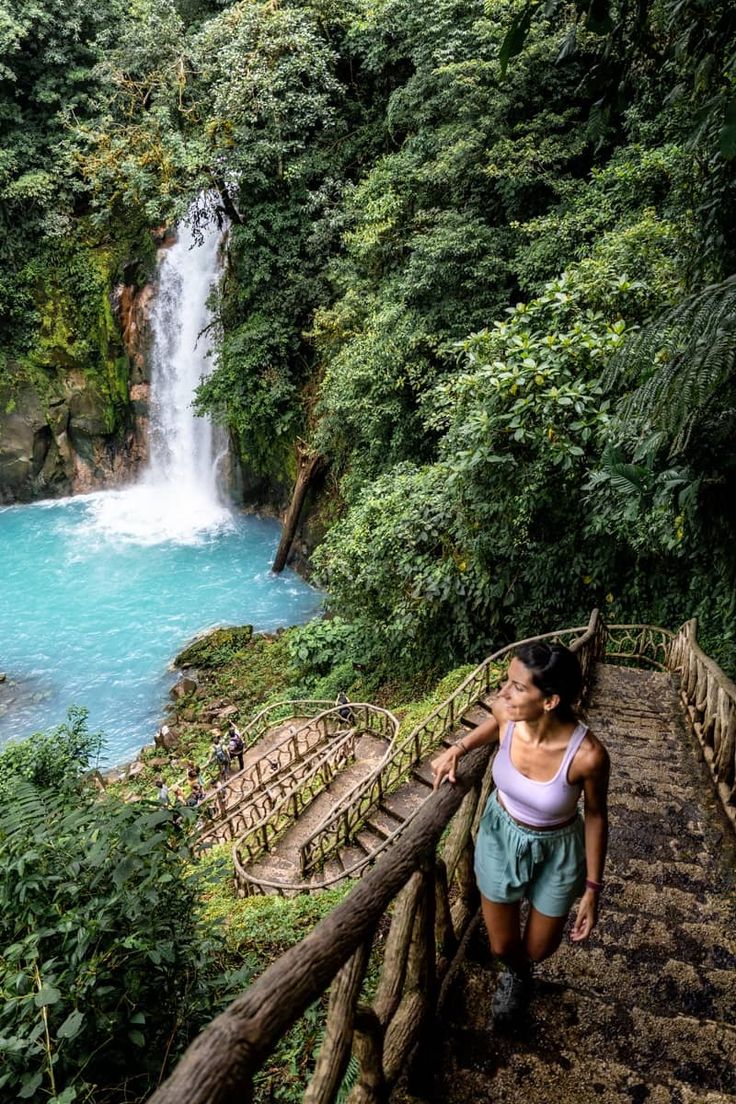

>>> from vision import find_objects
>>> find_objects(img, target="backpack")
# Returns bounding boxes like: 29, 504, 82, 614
214, 745, 229, 765
229, 731, 243, 753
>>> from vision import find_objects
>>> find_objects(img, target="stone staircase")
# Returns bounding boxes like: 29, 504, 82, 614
225, 693, 500, 892
241, 694, 500, 890
346, 700, 498, 867
244, 733, 390, 884
408, 663, 736, 1104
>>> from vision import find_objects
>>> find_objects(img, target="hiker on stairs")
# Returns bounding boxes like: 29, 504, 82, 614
431, 641, 610, 1029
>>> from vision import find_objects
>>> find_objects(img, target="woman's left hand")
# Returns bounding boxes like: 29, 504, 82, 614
570, 889, 599, 942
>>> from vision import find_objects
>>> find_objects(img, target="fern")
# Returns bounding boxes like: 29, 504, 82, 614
606, 275, 736, 453
336, 1052, 360, 1104
309, 1026, 360, 1104
0, 779, 66, 840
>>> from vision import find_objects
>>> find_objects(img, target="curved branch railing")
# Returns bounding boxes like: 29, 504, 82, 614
298, 611, 605, 880
198, 697, 348, 834
212, 720, 350, 848
234, 727, 360, 868
668, 619, 736, 827
148, 611, 605, 1104
231, 705, 397, 883
606, 624, 674, 670
172, 699, 336, 805
238, 699, 337, 746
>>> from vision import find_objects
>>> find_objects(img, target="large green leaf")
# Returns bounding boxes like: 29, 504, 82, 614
34, 985, 61, 1008
57, 1010, 85, 1040
499, 3, 537, 78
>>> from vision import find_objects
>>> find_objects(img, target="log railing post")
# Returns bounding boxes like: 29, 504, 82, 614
305, 940, 372, 1104
348, 1008, 386, 1104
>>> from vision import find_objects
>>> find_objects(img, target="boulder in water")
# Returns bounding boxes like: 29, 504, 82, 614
175, 626, 254, 669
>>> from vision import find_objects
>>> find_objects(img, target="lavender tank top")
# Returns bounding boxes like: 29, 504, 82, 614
492, 721, 588, 827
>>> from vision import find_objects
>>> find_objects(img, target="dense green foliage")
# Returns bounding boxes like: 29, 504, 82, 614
2, 0, 734, 654
0, 0, 153, 411
0, 707, 102, 803
0, 717, 211, 1102
0, 712, 346, 1104
0, 790, 205, 1101
2, 4, 735, 1096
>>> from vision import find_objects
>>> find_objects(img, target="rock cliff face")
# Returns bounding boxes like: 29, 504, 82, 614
0, 278, 154, 505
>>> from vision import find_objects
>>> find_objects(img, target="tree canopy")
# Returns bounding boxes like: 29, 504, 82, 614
2, 1, 736, 1097
2, 0, 735, 665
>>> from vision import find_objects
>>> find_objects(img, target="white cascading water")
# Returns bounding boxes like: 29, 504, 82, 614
85, 198, 232, 544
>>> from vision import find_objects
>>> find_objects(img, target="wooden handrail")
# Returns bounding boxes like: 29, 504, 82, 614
148, 613, 605, 1104
668, 618, 736, 826
148, 745, 490, 1104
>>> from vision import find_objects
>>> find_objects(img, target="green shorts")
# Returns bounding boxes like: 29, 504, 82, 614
474, 791, 586, 918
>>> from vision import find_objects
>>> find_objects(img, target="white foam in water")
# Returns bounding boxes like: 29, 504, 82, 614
0, 197, 325, 759
83, 484, 233, 546
83, 195, 231, 546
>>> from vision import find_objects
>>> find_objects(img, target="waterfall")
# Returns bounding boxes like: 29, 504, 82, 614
85, 198, 232, 545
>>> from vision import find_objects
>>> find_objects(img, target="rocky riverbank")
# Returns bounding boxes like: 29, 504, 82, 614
106, 625, 298, 800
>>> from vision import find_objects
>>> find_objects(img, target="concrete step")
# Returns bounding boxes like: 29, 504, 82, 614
364, 812, 397, 840
604, 744, 683, 766
605, 855, 718, 895
594, 906, 736, 971
378, 801, 407, 827
540, 943, 736, 1023
447, 724, 473, 744
354, 826, 385, 856
339, 844, 367, 870
608, 757, 691, 785
412, 762, 435, 788
429, 1046, 736, 1104
460, 703, 493, 728
380, 786, 427, 821
322, 856, 344, 881
609, 775, 705, 803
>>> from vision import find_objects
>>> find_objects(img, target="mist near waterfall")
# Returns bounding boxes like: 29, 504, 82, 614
0, 201, 321, 760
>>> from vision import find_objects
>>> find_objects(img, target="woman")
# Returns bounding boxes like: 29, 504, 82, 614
431, 641, 609, 1026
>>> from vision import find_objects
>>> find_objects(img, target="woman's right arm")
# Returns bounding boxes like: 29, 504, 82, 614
431, 704, 504, 790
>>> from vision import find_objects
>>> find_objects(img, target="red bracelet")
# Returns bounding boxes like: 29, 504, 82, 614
585, 878, 604, 893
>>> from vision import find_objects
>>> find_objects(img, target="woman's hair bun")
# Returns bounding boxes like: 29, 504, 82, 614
514, 641, 582, 720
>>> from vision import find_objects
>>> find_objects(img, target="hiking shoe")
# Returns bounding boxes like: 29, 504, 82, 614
490, 966, 531, 1027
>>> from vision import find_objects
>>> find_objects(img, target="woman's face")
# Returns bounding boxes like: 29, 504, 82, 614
499, 657, 555, 720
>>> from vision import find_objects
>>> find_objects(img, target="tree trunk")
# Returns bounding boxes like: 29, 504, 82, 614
272, 449, 325, 573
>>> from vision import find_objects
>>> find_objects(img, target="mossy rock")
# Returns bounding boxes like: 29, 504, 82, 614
175, 626, 255, 669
